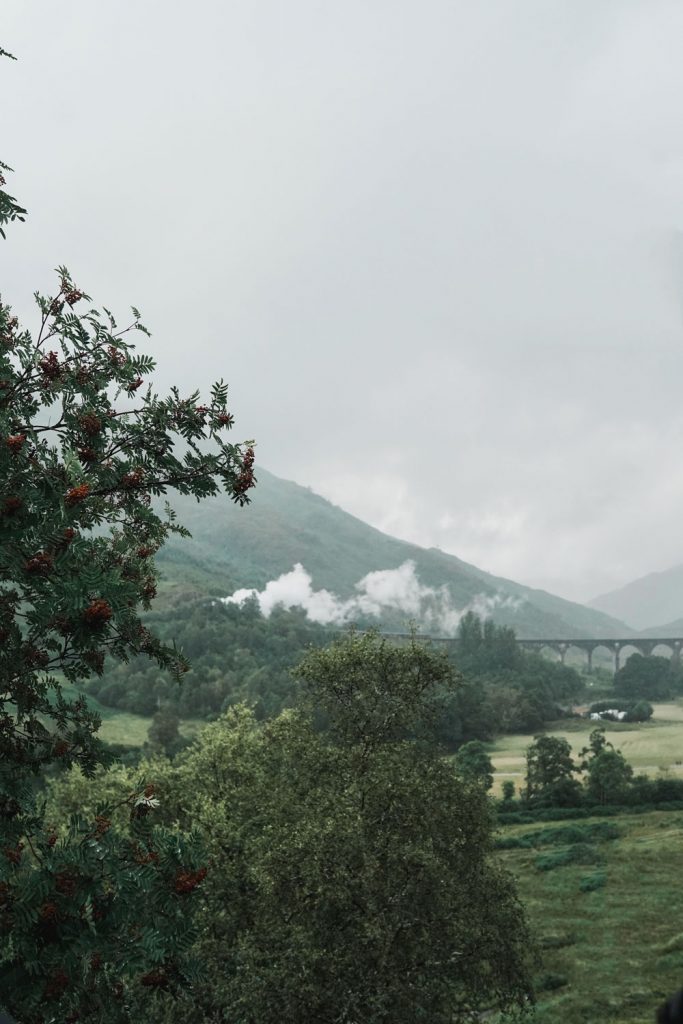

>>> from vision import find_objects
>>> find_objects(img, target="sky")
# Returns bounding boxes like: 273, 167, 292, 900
3, 1, 683, 604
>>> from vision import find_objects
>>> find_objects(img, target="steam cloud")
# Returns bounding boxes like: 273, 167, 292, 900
222, 560, 521, 635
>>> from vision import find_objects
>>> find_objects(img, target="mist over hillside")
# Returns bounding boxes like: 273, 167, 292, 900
157, 467, 630, 640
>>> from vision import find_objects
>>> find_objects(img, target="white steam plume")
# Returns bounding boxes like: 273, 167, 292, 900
222, 560, 522, 635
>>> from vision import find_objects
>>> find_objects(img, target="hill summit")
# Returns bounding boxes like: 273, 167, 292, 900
590, 564, 683, 633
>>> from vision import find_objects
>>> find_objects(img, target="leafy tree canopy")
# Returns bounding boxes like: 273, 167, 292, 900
454, 739, 495, 790
47, 634, 535, 1024
613, 652, 683, 701
0, 98, 255, 1015
524, 735, 582, 808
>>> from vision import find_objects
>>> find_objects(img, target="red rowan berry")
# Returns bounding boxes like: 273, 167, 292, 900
44, 969, 69, 999
40, 901, 59, 921
55, 871, 77, 896
79, 412, 102, 435
65, 483, 90, 505
4, 843, 23, 865
25, 646, 49, 667
39, 351, 61, 379
24, 551, 53, 575
141, 969, 166, 988
3, 496, 22, 516
82, 599, 113, 627
174, 866, 207, 894
6, 433, 25, 454
233, 446, 256, 497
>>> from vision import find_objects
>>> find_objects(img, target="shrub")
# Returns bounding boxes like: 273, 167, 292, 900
579, 871, 606, 892
537, 972, 569, 992
534, 843, 603, 872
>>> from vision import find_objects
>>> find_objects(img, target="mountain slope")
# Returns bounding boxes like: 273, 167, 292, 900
590, 565, 683, 631
157, 467, 631, 640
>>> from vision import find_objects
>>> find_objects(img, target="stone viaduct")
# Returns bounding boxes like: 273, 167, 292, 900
516, 637, 683, 673
381, 632, 683, 674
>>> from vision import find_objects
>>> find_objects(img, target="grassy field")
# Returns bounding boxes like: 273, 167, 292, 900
496, 809, 683, 1023
56, 682, 205, 748
489, 701, 683, 796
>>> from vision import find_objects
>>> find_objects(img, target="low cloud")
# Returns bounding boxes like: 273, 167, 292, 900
222, 560, 520, 635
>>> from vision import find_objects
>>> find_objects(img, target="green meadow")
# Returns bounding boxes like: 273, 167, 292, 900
497, 810, 683, 1023
56, 681, 205, 748
60, 685, 683, 1022
490, 701, 683, 797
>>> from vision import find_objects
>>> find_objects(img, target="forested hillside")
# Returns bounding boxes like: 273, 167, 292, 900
84, 605, 585, 745
156, 467, 630, 639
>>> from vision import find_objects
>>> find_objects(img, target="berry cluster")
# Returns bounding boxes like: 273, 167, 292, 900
174, 866, 208, 895
82, 599, 113, 627
233, 445, 256, 499
6, 433, 25, 454
65, 483, 90, 506
38, 350, 61, 380
24, 551, 53, 575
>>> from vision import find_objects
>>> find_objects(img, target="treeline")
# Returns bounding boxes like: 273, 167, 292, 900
445, 612, 583, 737
85, 603, 586, 745
84, 596, 332, 718
613, 652, 683, 701
497, 727, 683, 817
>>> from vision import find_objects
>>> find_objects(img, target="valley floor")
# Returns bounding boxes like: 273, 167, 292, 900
497, 809, 683, 1023
490, 700, 683, 797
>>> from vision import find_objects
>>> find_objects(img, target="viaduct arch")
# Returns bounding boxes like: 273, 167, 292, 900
516, 637, 683, 673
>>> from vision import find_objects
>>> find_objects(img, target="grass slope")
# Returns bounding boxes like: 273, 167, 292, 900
57, 682, 203, 748
499, 810, 683, 1023
156, 467, 630, 639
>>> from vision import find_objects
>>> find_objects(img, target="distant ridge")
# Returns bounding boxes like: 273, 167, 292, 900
590, 564, 683, 632
157, 466, 631, 640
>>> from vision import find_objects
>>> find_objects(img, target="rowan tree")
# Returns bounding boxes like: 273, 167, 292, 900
0, 65, 256, 1012
0, 49, 27, 239
0, 261, 255, 1019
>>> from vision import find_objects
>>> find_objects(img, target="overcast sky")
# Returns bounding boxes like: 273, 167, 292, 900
4, 1, 683, 603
